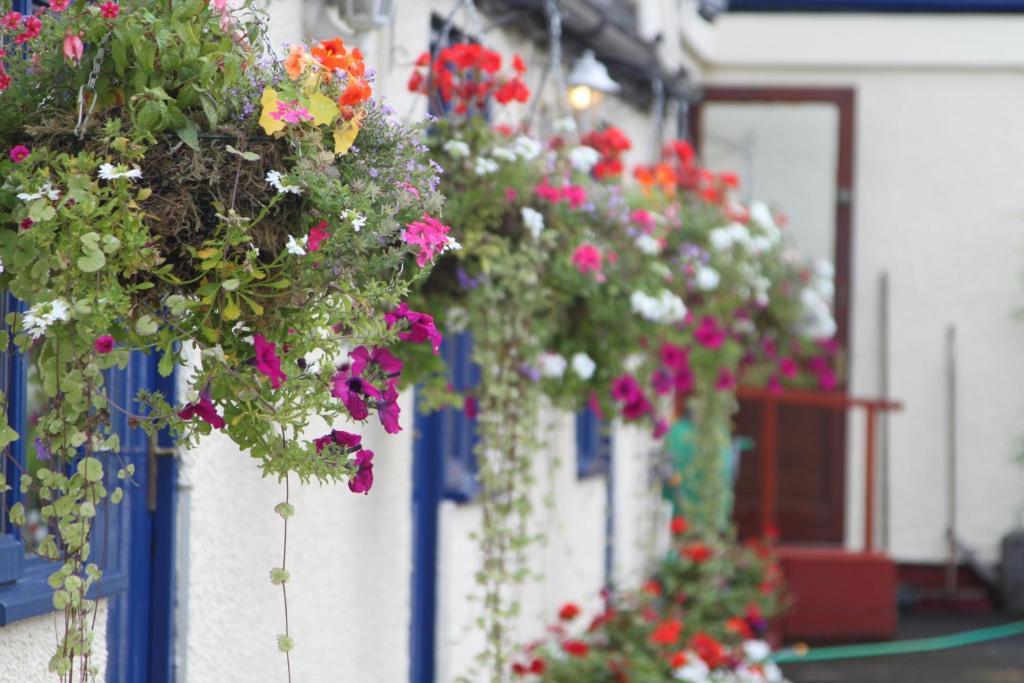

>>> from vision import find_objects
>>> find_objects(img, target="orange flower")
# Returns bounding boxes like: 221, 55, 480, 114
284, 45, 307, 80
345, 47, 366, 78
312, 37, 348, 71
338, 77, 372, 107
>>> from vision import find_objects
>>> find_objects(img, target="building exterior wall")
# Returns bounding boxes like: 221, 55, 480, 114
682, 11, 1024, 565
0, 603, 108, 682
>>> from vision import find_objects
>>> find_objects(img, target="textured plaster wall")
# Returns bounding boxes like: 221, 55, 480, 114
0, 601, 108, 682
686, 13, 1024, 564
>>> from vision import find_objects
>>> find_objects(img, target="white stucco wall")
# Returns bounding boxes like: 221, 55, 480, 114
682, 11, 1024, 565
0, 602, 108, 682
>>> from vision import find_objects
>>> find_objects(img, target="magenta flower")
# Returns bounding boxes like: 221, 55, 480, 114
761, 339, 778, 359
535, 178, 561, 203
693, 316, 726, 350
375, 383, 402, 434
767, 374, 783, 395
49, 0, 69, 11
563, 184, 586, 209
270, 100, 314, 124
253, 334, 287, 389
8, 145, 29, 163
817, 368, 838, 391
674, 367, 695, 394
178, 395, 226, 429
611, 373, 642, 403
622, 393, 652, 420
402, 214, 451, 267
384, 303, 442, 354
651, 369, 674, 396
653, 418, 669, 439
505, 188, 518, 202
94, 335, 115, 354
349, 345, 403, 377
588, 391, 604, 419
332, 365, 370, 420
347, 449, 374, 494
19, 218, 32, 230
571, 244, 603, 278
631, 209, 656, 232
99, 1, 120, 18
313, 428, 362, 454
660, 342, 688, 371
307, 220, 330, 252
13, 16, 41, 44
714, 368, 736, 391
779, 357, 798, 378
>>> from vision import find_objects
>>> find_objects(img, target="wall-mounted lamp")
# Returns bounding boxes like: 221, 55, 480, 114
567, 49, 620, 112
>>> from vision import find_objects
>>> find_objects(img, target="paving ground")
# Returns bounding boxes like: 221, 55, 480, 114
782, 614, 1024, 683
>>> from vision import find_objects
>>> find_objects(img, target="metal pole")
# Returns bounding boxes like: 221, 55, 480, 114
879, 271, 890, 551
864, 406, 877, 553
946, 324, 958, 594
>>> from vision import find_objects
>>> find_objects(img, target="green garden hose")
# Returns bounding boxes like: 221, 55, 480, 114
772, 619, 1024, 664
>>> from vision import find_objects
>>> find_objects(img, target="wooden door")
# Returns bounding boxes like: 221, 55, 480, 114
693, 88, 855, 544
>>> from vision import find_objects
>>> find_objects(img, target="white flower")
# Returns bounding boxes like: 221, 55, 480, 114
799, 287, 837, 339
749, 201, 779, 235
695, 265, 720, 291
635, 234, 661, 255
553, 117, 578, 135
0, 256, 4, 274
285, 235, 307, 256
445, 236, 462, 253
98, 163, 143, 181
473, 157, 499, 176
303, 348, 326, 375
538, 352, 567, 379
568, 145, 601, 173
17, 182, 60, 202
442, 139, 471, 158
571, 352, 596, 380
671, 651, 710, 682
521, 207, 545, 240
630, 290, 687, 324
512, 135, 542, 161
341, 210, 367, 232
750, 235, 774, 253
743, 640, 772, 663
708, 222, 750, 251
22, 298, 71, 340
491, 146, 517, 162
266, 170, 303, 195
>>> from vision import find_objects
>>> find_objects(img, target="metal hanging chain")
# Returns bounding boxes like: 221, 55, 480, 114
526, 0, 565, 131
75, 31, 112, 140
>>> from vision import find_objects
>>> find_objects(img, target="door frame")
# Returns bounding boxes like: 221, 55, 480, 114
691, 87, 856, 542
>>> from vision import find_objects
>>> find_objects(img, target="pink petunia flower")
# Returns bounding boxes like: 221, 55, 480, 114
178, 394, 225, 429
571, 243, 603, 279
63, 32, 84, 63
49, 0, 70, 11
252, 334, 287, 388
306, 220, 330, 252
779, 356, 798, 378
99, 1, 120, 18
1, 12, 21, 30
375, 383, 402, 434
313, 428, 362, 454
401, 214, 451, 268
8, 145, 30, 163
94, 335, 114, 353
349, 345, 403, 377
347, 449, 375, 494
331, 365, 370, 420
693, 316, 726, 350
384, 303, 443, 354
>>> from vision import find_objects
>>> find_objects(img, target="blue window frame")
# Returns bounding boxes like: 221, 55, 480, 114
576, 406, 611, 478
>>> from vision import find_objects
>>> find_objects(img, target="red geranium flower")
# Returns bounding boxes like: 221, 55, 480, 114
681, 542, 713, 564
650, 618, 683, 646
558, 603, 580, 621
562, 639, 589, 657
670, 515, 689, 535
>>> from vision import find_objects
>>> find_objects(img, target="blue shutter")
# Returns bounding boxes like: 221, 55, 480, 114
576, 406, 611, 478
